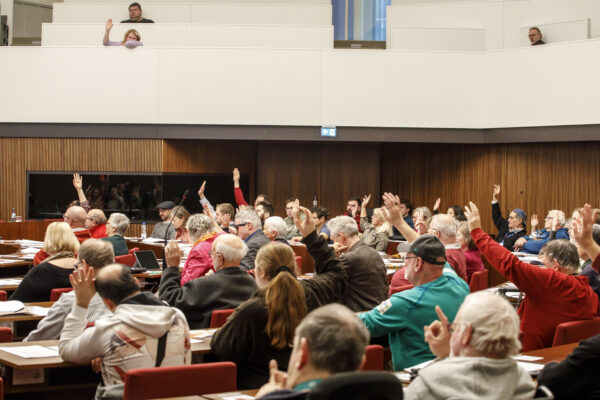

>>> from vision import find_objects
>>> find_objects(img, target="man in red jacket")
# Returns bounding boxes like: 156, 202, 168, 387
85, 209, 107, 239
464, 202, 599, 351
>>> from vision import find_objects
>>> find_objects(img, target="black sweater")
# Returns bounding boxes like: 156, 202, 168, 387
10, 261, 72, 302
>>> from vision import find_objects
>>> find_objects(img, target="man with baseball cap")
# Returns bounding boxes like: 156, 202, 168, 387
150, 200, 176, 240
359, 234, 469, 371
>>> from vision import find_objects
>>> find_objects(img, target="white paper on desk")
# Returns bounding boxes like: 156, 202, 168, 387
0, 260, 18, 264
19, 247, 40, 255
517, 361, 544, 374
27, 306, 50, 317
514, 355, 543, 362
20, 255, 34, 261
1, 345, 59, 358
404, 359, 435, 372
0, 301, 25, 313
395, 372, 412, 383
222, 395, 255, 400
141, 238, 165, 244
190, 339, 204, 344
190, 329, 217, 339
14, 240, 43, 246
0, 279, 22, 286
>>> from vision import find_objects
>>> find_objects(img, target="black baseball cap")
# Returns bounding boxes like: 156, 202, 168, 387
408, 234, 446, 265
156, 201, 175, 210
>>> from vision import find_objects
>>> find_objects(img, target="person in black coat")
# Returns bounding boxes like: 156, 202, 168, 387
491, 184, 527, 251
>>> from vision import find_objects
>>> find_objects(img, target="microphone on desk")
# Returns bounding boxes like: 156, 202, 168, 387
162, 189, 190, 269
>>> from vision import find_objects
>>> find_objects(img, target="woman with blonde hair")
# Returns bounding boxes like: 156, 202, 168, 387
212, 205, 346, 389
103, 19, 143, 48
11, 222, 79, 302
180, 213, 222, 285
360, 194, 391, 252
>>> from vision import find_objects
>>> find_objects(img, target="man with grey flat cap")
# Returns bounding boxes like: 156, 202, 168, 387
150, 200, 176, 240
358, 234, 469, 371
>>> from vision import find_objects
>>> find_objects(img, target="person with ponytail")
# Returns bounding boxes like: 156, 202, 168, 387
212, 203, 347, 389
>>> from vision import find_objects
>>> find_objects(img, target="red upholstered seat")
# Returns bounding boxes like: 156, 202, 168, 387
552, 317, 600, 346
50, 287, 73, 302
0, 328, 12, 343
295, 256, 304, 275
389, 284, 414, 295
115, 253, 136, 267
360, 345, 384, 371
123, 362, 237, 400
0, 291, 6, 301
469, 269, 488, 293
210, 309, 235, 328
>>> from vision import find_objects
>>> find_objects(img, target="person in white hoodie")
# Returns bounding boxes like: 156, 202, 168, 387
59, 263, 191, 400
405, 291, 535, 400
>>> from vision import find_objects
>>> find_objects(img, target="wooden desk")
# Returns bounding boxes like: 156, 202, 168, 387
0, 301, 53, 323
0, 243, 20, 255
521, 342, 577, 364
0, 221, 53, 242
202, 389, 258, 399
127, 239, 165, 260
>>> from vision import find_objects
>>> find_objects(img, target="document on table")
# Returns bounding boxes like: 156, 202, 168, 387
1, 345, 59, 358
27, 306, 50, 317
0, 279, 22, 286
0, 301, 24, 314
517, 361, 544, 374
514, 355, 543, 362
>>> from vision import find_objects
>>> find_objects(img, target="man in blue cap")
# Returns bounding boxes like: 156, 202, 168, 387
491, 184, 527, 251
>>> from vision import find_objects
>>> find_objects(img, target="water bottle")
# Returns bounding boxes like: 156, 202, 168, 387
140, 222, 147, 239
313, 196, 318, 208
10, 208, 16, 223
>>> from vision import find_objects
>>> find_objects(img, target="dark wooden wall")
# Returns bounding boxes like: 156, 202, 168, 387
2, 138, 599, 238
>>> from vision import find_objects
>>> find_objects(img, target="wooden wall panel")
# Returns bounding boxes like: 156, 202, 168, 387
0, 138, 162, 221
256, 142, 322, 216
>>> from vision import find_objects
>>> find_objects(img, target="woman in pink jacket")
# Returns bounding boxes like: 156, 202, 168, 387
180, 214, 222, 285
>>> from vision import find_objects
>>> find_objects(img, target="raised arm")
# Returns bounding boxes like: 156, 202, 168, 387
72, 173, 91, 212
198, 180, 216, 217
103, 19, 113, 45
232, 168, 249, 207
573, 204, 600, 272
491, 184, 508, 231
381, 192, 419, 242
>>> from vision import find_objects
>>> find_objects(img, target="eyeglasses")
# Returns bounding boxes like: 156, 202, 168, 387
234, 223, 247, 228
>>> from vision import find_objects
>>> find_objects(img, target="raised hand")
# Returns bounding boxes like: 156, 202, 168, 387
492, 184, 501, 201
73, 173, 83, 191
362, 194, 371, 208
572, 204, 600, 262
233, 168, 240, 187
551, 210, 560, 231
530, 214, 538, 230
424, 305, 451, 359
70, 267, 96, 309
433, 197, 441, 212
381, 193, 404, 227
198, 180, 206, 199
164, 240, 183, 268
105, 18, 113, 32
292, 202, 315, 239
464, 201, 482, 231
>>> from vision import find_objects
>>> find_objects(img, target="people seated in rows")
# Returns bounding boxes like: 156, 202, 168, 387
255, 304, 371, 400
25, 239, 114, 341
359, 194, 391, 252
233, 167, 270, 208
392, 197, 415, 237
405, 292, 535, 399
578, 224, 600, 298
514, 210, 568, 254
328, 215, 388, 312
159, 234, 257, 328
150, 200, 176, 240
491, 184, 527, 251
465, 201, 598, 350
310, 205, 331, 243
236, 208, 270, 271
12, 222, 79, 302
344, 196, 362, 231
263, 216, 288, 244
86, 209, 107, 239
456, 221, 485, 282
432, 198, 467, 221
196, 180, 236, 233
101, 212, 130, 256
529, 26, 545, 46
284, 198, 300, 239
537, 204, 600, 398
359, 229, 469, 370
121, 2, 154, 23
103, 19, 143, 49
180, 214, 222, 285
171, 206, 191, 243
59, 264, 189, 400
256, 201, 274, 226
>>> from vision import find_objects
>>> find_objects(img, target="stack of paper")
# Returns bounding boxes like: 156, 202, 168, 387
0, 345, 59, 358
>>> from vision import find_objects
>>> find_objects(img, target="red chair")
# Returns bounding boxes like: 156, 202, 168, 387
115, 253, 137, 267
123, 362, 237, 400
210, 309, 235, 328
552, 317, 600, 346
389, 284, 414, 295
50, 287, 73, 301
295, 256, 304, 275
129, 247, 139, 255
0, 291, 7, 301
0, 328, 13, 343
360, 345, 384, 371
469, 269, 488, 293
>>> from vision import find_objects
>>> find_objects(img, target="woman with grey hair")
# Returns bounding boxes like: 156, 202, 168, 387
360, 194, 391, 252
180, 213, 222, 285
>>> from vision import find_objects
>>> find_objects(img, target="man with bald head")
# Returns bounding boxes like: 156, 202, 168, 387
159, 234, 258, 328
60, 263, 190, 399
64, 206, 92, 242
85, 209, 107, 239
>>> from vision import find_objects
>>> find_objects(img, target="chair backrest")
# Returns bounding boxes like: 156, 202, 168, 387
469, 269, 488, 293
115, 253, 137, 267
389, 284, 414, 295
210, 309, 235, 328
0, 328, 13, 343
50, 287, 73, 301
123, 362, 236, 400
129, 247, 140, 255
307, 371, 403, 400
361, 345, 384, 371
0, 291, 7, 301
533, 385, 555, 399
295, 255, 304, 275
552, 317, 600, 346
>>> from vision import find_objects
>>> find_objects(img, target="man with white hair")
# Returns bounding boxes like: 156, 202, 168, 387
405, 291, 535, 399
429, 214, 467, 282
328, 215, 388, 312
264, 216, 288, 244
514, 210, 569, 254
101, 212, 130, 256
159, 234, 258, 328
236, 208, 270, 271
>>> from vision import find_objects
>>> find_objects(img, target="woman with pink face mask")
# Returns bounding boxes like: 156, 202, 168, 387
103, 19, 143, 48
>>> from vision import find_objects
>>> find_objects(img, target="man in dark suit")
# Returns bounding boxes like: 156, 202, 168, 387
159, 234, 257, 329
235, 208, 270, 271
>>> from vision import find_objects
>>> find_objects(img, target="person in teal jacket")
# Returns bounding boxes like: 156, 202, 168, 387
359, 234, 469, 371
